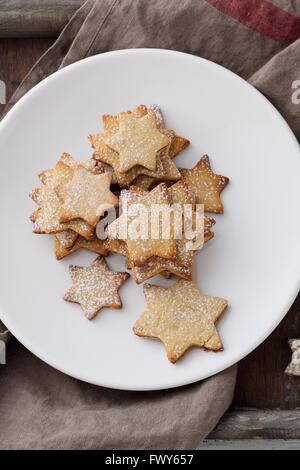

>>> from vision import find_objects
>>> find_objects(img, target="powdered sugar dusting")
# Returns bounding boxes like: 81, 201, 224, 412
64, 256, 129, 319
133, 279, 227, 362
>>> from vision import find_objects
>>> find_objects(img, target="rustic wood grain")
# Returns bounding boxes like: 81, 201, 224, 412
209, 410, 300, 440
0, 38, 299, 411
0, 38, 53, 114
234, 292, 300, 409
0, 0, 84, 37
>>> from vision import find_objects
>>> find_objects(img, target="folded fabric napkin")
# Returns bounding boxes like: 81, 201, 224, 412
0, 0, 299, 450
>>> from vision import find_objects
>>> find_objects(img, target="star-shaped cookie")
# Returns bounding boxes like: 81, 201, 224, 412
285, 339, 300, 376
90, 105, 187, 188
133, 279, 227, 363
29, 154, 97, 239
129, 229, 214, 284
105, 237, 193, 283
38, 153, 103, 186
180, 155, 229, 214
63, 256, 129, 319
127, 182, 215, 283
106, 112, 170, 173
106, 183, 178, 266
104, 180, 215, 283
90, 130, 166, 188
56, 166, 119, 227
31, 154, 103, 246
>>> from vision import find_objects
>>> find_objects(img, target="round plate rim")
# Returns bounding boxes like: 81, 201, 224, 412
0, 48, 299, 391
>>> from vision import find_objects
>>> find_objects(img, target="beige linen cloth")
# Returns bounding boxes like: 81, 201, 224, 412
0, 0, 299, 450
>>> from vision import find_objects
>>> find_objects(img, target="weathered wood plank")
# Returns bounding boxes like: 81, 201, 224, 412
0, 38, 53, 114
200, 439, 300, 450
234, 292, 300, 409
0, 1, 84, 38
209, 410, 300, 440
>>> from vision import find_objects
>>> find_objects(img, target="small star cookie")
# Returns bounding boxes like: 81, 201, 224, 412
285, 339, 300, 376
133, 279, 228, 363
180, 155, 229, 213
63, 256, 129, 319
106, 112, 170, 173
56, 166, 119, 227
106, 183, 178, 266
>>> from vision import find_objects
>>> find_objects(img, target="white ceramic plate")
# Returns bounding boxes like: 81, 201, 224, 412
0, 49, 299, 391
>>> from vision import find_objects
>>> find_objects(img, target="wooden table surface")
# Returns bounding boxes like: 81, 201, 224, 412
0, 37, 299, 414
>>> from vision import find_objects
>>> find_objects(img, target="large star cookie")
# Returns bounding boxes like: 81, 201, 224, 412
56, 166, 119, 227
285, 339, 300, 376
180, 155, 229, 213
106, 183, 182, 266
89, 112, 168, 188
90, 105, 188, 188
63, 256, 129, 319
133, 279, 227, 363
106, 112, 170, 173
102, 106, 167, 183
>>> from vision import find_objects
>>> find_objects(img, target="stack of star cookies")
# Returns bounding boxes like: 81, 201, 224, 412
29, 104, 230, 363
104, 181, 216, 284
99, 105, 228, 285
89, 104, 189, 189
29, 153, 118, 259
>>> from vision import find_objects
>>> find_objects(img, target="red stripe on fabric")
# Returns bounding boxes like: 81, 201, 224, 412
205, 0, 300, 46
